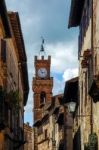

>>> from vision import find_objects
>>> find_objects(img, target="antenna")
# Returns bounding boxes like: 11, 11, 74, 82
39, 37, 46, 56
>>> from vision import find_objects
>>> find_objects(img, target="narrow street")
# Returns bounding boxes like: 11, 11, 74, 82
0, 0, 99, 150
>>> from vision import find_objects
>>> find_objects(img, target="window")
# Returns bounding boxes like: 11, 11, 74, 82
85, 72, 88, 106
87, 0, 89, 8
38, 126, 43, 135
1, 39, 6, 63
45, 129, 48, 139
40, 91, 46, 104
79, 1, 90, 55
0, 87, 4, 122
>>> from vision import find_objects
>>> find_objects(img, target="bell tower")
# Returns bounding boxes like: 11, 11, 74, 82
32, 39, 53, 123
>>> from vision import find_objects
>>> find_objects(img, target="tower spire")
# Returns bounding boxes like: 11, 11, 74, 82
39, 37, 46, 56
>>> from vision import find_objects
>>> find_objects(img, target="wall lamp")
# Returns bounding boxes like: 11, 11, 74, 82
65, 101, 91, 117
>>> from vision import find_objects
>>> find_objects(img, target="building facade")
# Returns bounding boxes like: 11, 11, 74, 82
0, 0, 11, 123
24, 123, 33, 150
33, 93, 64, 150
0, 1, 29, 149
68, 0, 99, 149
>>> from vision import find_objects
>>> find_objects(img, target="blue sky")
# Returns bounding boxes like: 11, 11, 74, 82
6, 0, 79, 126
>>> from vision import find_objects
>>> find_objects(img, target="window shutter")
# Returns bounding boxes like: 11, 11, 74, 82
1, 39, 6, 63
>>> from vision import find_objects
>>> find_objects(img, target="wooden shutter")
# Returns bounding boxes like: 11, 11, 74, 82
1, 39, 6, 63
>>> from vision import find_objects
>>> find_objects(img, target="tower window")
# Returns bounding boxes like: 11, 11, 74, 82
40, 91, 46, 104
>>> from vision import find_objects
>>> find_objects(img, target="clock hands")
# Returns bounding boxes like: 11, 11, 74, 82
40, 69, 45, 74
41, 71, 44, 74
38, 68, 47, 78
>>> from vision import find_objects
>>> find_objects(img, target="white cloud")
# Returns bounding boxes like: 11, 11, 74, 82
63, 68, 78, 81
46, 40, 78, 73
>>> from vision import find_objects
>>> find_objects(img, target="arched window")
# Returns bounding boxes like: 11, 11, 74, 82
40, 91, 46, 104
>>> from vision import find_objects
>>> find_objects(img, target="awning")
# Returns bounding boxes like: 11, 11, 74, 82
52, 106, 60, 115
33, 120, 41, 127
41, 113, 49, 124
63, 77, 78, 104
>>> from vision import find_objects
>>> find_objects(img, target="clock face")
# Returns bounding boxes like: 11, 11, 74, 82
38, 68, 47, 78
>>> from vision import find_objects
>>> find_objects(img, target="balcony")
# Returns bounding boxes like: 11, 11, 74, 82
89, 65, 99, 102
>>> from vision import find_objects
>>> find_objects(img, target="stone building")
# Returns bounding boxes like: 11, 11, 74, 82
0, 0, 11, 122
52, 94, 64, 150
63, 77, 79, 150
24, 122, 33, 150
8, 11, 29, 129
68, 0, 99, 149
33, 93, 64, 150
0, 1, 29, 149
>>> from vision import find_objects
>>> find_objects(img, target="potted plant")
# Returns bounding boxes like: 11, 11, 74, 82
89, 133, 98, 149
84, 143, 90, 150
7, 90, 21, 116
89, 133, 97, 145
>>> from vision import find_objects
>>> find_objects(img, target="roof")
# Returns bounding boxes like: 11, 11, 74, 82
68, 0, 85, 28
53, 94, 63, 106
8, 12, 29, 105
8, 12, 27, 62
41, 113, 49, 124
0, 0, 11, 37
33, 120, 41, 127
63, 77, 78, 103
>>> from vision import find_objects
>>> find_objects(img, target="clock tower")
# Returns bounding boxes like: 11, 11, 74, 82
32, 41, 53, 123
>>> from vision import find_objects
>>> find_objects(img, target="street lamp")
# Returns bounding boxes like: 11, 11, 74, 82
64, 101, 76, 150
67, 101, 76, 114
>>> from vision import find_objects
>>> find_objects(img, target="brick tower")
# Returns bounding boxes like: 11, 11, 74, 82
32, 40, 53, 123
